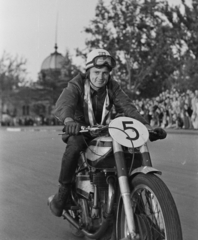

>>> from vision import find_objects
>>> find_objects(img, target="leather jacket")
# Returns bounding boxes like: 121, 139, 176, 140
53, 72, 148, 126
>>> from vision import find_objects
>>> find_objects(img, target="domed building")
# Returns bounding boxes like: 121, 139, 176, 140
41, 43, 64, 71
0, 44, 65, 126
31, 43, 66, 124
1, 43, 80, 126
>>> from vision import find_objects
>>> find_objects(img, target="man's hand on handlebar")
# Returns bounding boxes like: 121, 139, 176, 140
149, 127, 167, 142
64, 121, 81, 135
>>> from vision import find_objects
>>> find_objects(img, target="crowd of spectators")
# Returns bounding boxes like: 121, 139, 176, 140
1, 89, 198, 130
133, 89, 198, 130
1, 115, 60, 127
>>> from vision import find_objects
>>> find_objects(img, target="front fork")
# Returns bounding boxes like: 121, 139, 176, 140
113, 140, 138, 240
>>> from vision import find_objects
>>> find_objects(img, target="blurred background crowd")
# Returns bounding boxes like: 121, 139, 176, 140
2, 88, 198, 130
1, 114, 60, 127
134, 89, 198, 130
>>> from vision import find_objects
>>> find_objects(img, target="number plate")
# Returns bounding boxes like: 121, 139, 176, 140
109, 117, 149, 148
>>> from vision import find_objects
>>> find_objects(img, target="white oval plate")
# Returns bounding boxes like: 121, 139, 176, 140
109, 117, 149, 148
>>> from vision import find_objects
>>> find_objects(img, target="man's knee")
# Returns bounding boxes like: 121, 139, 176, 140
66, 135, 86, 150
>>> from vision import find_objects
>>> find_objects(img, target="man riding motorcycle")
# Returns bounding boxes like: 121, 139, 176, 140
48, 48, 167, 217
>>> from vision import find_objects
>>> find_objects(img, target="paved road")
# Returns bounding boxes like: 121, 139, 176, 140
149, 131, 198, 240
0, 127, 197, 240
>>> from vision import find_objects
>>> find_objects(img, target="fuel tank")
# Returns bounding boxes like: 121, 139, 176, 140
85, 135, 143, 170
85, 136, 115, 169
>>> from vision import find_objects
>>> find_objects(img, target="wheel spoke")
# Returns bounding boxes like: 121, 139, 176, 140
133, 187, 166, 239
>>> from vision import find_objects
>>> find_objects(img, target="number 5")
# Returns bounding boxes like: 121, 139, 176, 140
122, 121, 139, 141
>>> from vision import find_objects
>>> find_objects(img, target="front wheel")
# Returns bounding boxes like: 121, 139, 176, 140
117, 173, 183, 240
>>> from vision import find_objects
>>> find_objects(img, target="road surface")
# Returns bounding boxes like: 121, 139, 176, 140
0, 127, 197, 240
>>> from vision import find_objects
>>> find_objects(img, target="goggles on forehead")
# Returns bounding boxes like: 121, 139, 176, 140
92, 56, 116, 69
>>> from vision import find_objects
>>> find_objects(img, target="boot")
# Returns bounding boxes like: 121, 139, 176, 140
48, 184, 70, 217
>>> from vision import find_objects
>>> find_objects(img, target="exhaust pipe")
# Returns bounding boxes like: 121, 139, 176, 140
63, 176, 116, 239
63, 212, 111, 239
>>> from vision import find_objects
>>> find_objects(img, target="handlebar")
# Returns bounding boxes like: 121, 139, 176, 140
59, 125, 158, 137
80, 125, 156, 134
80, 125, 108, 133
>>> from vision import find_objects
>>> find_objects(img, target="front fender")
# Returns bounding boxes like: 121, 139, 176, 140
130, 166, 162, 177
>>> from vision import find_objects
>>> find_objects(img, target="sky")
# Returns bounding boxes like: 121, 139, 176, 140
0, 0, 191, 82
0, 0, 98, 81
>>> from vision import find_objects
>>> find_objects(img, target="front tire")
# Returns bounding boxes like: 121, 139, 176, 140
117, 173, 183, 240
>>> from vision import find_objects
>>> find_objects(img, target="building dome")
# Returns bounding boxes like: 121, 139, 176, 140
41, 44, 64, 70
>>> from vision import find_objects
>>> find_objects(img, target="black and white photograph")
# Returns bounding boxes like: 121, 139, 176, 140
0, 0, 197, 239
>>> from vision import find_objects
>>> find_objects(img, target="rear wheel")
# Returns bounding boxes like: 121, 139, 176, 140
117, 174, 183, 240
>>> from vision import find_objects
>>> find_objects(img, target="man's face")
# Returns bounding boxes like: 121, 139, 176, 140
89, 66, 110, 90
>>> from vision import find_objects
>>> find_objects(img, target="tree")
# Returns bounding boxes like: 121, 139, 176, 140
0, 51, 28, 90
0, 51, 29, 116
163, 0, 198, 91
77, 0, 197, 98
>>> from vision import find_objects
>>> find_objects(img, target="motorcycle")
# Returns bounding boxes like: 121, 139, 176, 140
60, 116, 183, 240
